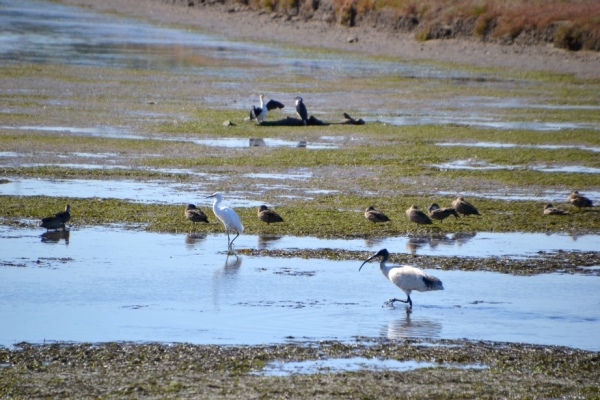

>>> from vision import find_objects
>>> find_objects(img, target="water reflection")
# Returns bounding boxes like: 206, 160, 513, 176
406, 234, 477, 255
384, 313, 442, 340
40, 230, 70, 245
258, 235, 282, 249
185, 233, 206, 247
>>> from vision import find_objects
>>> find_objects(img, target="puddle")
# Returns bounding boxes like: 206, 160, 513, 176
0, 177, 258, 206
0, 126, 337, 149
0, 176, 325, 205
256, 357, 487, 376
435, 189, 600, 202
0, 125, 144, 140
0, 226, 598, 350
371, 116, 600, 131
437, 142, 600, 153
433, 160, 600, 174
190, 137, 337, 149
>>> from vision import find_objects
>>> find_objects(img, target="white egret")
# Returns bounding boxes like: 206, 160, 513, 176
206, 192, 244, 251
452, 197, 481, 216
359, 249, 444, 308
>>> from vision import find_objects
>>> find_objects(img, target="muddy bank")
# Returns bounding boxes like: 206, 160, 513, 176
59, 0, 600, 79
1, 339, 598, 398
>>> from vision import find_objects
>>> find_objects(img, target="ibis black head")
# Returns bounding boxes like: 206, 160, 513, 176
359, 248, 389, 271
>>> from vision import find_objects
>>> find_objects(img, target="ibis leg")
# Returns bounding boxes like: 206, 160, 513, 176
384, 295, 413, 308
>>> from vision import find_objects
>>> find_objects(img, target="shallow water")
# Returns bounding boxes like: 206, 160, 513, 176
437, 142, 600, 153
256, 357, 487, 376
433, 160, 600, 174
1, 226, 598, 350
0, 176, 324, 205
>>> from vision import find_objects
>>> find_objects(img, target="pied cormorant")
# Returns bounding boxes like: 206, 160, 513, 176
295, 96, 308, 125
250, 94, 285, 124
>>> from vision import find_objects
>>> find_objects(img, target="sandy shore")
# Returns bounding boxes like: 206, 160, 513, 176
60, 0, 600, 79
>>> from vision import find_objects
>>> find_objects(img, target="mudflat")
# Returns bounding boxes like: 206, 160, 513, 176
60, 0, 600, 79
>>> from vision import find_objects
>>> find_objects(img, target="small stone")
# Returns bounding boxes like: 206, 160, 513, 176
347, 36, 358, 43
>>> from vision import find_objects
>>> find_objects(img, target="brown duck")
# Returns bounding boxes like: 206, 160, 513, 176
427, 203, 459, 222
567, 191, 593, 210
184, 204, 209, 228
543, 203, 569, 215
257, 205, 284, 224
364, 206, 391, 223
452, 197, 481, 216
405, 205, 432, 225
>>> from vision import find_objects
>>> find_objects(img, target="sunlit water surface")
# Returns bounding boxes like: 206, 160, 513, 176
1, 226, 599, 350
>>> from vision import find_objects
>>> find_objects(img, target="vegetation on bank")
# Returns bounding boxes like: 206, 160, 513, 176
214, 0, 600, 51
1, 340, 598, 398
2, 194, 599, 238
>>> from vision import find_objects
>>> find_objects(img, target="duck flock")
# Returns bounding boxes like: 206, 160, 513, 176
37, 190, 594, 309
33, 91, 596, 309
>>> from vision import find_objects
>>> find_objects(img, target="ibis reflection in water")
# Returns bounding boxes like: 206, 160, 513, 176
206, 192, 244, 253
359, 249, 444, 309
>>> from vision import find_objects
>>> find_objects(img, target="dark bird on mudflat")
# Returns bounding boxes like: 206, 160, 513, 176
359, 249, 444, 309
257, 205, 284, 224
427, 203, 459, 222
406, 205, 432, 225
567, 191, 593, 210
364, 206, 391, 223
543, 203, 569, 215
54, 204, 71, 224
185, 204, 209, 228
249, 94, 285, 124
295, 96, 308, 125
452, 197, 481, 216
39, 204, 71, 231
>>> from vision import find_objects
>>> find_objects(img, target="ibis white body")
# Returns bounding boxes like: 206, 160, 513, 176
206, 192, 244, 251
360, 248, 443, 308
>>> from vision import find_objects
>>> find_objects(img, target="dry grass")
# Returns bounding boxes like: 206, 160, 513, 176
322, 0, 600, 49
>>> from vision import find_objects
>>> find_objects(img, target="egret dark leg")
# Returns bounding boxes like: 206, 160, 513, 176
229, 231, 240, 248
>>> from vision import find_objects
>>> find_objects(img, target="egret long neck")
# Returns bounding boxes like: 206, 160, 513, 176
212, 195, 221, 211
